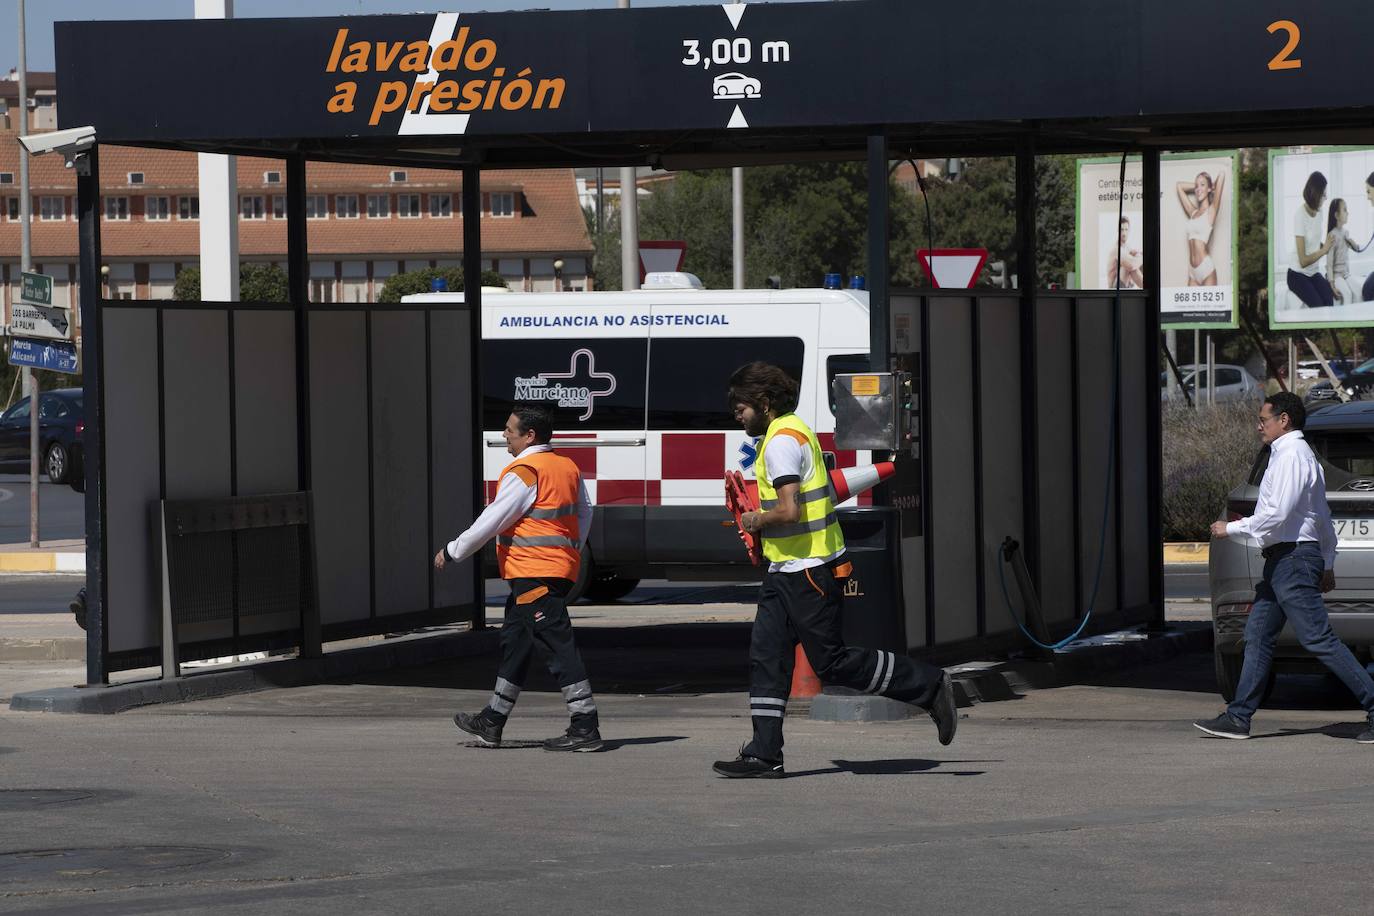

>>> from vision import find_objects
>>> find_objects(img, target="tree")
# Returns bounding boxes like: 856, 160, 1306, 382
377, 266, 506, 303
173, 263, 290, 302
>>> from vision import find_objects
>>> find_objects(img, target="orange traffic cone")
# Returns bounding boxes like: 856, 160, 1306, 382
790, 644, 822, 699
829, 461, 895, 503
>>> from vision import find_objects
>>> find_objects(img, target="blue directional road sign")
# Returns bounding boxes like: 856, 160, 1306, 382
8, 337, 80, 374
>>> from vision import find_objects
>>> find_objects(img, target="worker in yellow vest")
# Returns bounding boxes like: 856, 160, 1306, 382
713, 362, 957, 778
435, 405, 601, 752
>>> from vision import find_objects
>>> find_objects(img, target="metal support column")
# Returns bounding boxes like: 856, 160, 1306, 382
867, 134, 890, 370
1015, 136, 1041, 593
286, 154, 320, 657
1143, 149, 1164, 631
76, 147, 107, 685
462, 165, 486, 630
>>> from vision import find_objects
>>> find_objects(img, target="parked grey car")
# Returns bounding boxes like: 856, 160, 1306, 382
1209, 401, 1374, 700
1161, 364, 1263, 404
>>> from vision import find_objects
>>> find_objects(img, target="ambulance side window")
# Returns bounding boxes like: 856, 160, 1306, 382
648, 337, 803, 429
826, 354, 871, 414
483, 338, 648, 430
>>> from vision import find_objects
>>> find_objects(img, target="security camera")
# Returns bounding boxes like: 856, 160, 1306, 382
17, 126, 96, 167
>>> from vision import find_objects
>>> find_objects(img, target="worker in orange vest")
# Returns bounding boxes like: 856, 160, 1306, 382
435, 405, 601, 752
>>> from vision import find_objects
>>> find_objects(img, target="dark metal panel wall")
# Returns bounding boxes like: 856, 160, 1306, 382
977, 296, 1025, 637
1033, 299, 1077, 625
1074, 299, 1121, 619
1117, 302, 1151, 611
162, 310, 231, 500
308, 311, 372, 626
926, 296, 979, 644
233, 310, 299, 496
101, 308, 162, 656
370, 311, 431, 617
430, 309, 476, 610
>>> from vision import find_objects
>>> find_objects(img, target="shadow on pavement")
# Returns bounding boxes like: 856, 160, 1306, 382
785, 758, 996, 778
456, 736, 688, 752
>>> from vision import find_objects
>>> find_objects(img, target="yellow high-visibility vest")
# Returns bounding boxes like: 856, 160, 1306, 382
756, 413, 845, 563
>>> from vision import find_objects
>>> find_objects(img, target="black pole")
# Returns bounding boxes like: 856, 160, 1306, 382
1015, 136, 1041, 594
1143, 148, 1165, 633
76, 146, 106, 686
286, 154, 320, 657
867, 133, 890, 371
462, 165, 485, 631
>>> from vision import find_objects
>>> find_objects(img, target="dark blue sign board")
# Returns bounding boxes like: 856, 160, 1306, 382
8, 337, 80, 374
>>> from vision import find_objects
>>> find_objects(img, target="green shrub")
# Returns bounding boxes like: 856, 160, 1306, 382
1162, 401, 1262, 542
377, 267, 507, 303
173, 263, 290, 302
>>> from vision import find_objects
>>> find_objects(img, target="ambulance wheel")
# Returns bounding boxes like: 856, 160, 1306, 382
565, 545, 593, 605
585, 574, 641, 603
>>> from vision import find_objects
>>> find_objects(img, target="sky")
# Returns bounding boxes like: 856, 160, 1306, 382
2, 0, 751, 72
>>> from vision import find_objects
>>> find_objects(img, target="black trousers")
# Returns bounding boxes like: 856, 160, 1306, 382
485, 577, 598, 731
743, 563, 943, 762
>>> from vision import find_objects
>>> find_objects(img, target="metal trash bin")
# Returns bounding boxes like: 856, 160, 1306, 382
836, 507, 906, 652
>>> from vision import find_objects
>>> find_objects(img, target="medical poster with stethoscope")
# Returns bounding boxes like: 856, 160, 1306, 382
1075, 152, 1239, 330
1269, 146, 1374, 330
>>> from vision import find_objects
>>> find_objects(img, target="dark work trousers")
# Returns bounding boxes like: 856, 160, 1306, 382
485, 577, 598, 732
743, 563, 944, 763
1287, 268, 1334, 307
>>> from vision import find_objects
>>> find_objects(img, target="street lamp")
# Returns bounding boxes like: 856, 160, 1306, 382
553, 258, 565, 291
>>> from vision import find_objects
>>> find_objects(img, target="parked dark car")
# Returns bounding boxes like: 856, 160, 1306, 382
0, 388, 84, 485
1306, 357, 1374, 404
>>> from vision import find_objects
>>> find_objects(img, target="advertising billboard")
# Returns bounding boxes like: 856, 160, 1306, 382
1076, 152, 1238, 329
1269, 147, 1374, 330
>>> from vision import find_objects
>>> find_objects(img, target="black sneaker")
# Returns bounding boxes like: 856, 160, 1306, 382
453, 711, 503, 748
1357, 725, 1374, 744
544, 728, 603, 752
712, 753, 784, 779
928, 672, 958, 746
1193, 713, 1250, 740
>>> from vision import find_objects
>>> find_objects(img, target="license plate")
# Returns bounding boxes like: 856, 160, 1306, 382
1335, 518, 1374, 546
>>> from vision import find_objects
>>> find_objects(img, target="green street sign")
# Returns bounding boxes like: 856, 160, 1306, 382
20, 271, 53, 307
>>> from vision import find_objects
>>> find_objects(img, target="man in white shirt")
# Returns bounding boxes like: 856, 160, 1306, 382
1195, 392, 1374, 742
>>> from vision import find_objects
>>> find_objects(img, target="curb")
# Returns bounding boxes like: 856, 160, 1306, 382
0, 553, 85, 573
10, 627, 498, 714
947, 622, 1213, 707
0, 638, 86, 662
1163, 543, 1208, 565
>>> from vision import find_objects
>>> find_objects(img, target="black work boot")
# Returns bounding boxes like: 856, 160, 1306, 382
712, 749, 784, 779
928, 672, 958, 746
544, 726, 603, 752
453, 711, 504, 748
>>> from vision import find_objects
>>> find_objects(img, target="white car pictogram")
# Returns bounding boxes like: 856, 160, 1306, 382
712, 72, 761, 100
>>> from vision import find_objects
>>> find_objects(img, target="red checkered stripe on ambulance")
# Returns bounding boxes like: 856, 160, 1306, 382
484, 432, 871, 507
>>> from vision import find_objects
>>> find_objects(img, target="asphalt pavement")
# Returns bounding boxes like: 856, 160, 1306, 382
0, 473, 85, 544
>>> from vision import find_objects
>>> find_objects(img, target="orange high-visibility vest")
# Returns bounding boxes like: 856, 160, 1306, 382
495, 450, 582, 580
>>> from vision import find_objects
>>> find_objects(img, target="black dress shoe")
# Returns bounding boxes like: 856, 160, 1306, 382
928, 672, 958, 746
453, 711, 503, 747
712, 754, 784, 779
544, 728, 603, 752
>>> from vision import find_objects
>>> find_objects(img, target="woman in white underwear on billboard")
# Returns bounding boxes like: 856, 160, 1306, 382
1176, 170, 1225, 286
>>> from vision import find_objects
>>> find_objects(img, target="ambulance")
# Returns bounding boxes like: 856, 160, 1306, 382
405, 273, 874, 601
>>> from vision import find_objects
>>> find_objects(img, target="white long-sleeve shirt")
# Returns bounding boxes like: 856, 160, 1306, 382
1226, 430, 1337, 569
445, 445, 594, 564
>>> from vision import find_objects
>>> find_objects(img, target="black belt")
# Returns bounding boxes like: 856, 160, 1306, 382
1260, 541, 1299, 559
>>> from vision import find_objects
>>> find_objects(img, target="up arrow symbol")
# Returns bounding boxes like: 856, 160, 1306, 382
723, 2, 747, 31
727, 106, 749, 129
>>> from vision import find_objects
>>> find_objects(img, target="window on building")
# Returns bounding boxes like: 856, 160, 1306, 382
39, 196, 65, 221
127, 172, 144, 185
272, 196, 285, 219
489, 191, 515, 217
179, 196, 199, 220
103, 197, 130, 220
264, 171, 282, 185
335, 194, 359, 219
148, 263, 176, 300
340, 262, 368, 303
240, 196, 266, 220
648, 337, 804, 430
145, 196, 171, 221
309, 262, 336, 303
4, 197, 17, 220
391, 170, 407, 183
428, 193, 453, 218
306, 195, 328, 219
0, 172, 12, 185
366, 194, 389, 218
106, 263, 136, 300
397, 194, 421, 218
